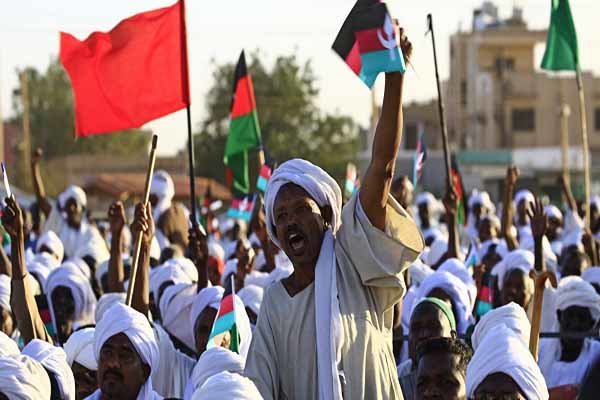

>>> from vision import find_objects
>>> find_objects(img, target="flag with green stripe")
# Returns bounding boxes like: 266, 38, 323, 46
541, 0, 579, 72
206, 276, 240, 353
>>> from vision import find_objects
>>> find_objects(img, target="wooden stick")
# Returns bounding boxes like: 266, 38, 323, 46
560, 104, 571, 186
576, 69, 591, 231
528, 270, 558, 361
126, 135, 159, 306
427, 14, 453, 191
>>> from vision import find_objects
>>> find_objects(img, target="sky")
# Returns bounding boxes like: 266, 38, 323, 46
1, 0, 599, 156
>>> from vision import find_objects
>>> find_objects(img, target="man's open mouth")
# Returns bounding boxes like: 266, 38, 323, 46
287, 231, 306, 253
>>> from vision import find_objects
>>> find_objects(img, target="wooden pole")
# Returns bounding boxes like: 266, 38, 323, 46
126, 135, 159, 306
576, 69, 591, 231
560, 104, 571, 186
185, 105, 199, 228
427, 14, 453, 191
528, 271, 557, 361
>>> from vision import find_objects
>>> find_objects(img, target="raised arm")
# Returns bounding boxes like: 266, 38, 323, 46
107, 202, 126, 293
443, 188, 460, 260
529, 197, 547, 272
1, 197, 51, 344
30, 149, 52, 217
188, 224, 209, 293
501, 166, 519, 250
130, 202, 153, 317
359, 28, 412, 230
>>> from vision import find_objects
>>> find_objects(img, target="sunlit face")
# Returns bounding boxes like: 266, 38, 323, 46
409, 302, 454, 363
98, 333, 150, 400
272, 184, 328, 267
415, 351, 466, 400
474, 372, 526, 400
501, 269, 532, 309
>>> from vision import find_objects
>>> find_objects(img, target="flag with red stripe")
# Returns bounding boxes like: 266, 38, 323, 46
207, 276, 239, 353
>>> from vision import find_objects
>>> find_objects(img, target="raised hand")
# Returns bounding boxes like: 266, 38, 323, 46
398, 27, 413, 64
131, 202, 154, 247
31, 148, 43, 166
505, 165, 520, 188
108, 201, 126, 236
1, 196, 24, 239
528, 197, 547, 239
443, 187, 458, 215
188, 224, 208, 267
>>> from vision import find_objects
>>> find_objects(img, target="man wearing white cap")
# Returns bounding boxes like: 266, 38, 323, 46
149, 170, 189, 252
245, 30, 422, 400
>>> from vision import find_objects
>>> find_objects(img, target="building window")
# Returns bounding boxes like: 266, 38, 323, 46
461, 80, 467, 106
595, 108, 600, 131
512, 108, 535, 132
495, 57, 515, 74
404, 123, 418, 150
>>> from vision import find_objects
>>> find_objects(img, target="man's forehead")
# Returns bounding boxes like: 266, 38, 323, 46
274, 183, 316, 207
104, 332, 136, 350
419, 351, 461, 374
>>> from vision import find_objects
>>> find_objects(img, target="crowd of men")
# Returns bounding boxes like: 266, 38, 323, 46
0, 28, 599, 400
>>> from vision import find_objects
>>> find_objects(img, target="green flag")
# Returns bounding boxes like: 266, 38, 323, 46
541, 0, 579, 71
224, 51, 262, 194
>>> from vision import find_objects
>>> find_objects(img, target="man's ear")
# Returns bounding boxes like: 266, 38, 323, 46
321, 205, 333, 227
142, 363, 151, 381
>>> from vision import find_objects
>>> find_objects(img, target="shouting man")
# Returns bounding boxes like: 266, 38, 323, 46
245, 28, 423, 399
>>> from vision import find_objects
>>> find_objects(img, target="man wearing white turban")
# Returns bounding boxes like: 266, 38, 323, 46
64, 328, 98, 400
183, 347, 245, 399
87, 303, 161, 400
0, 354, 51, 400
538, 276, 600, 394
238, 284, 264, 326
492, 250, 535, 313
467, 325, 548, 400
22, 339, 76, 400
149, 170, 190, 252
245, 30, 422, 400
471, 302, 530, 351
191, 371, 262, 400
36, 231, 65, 264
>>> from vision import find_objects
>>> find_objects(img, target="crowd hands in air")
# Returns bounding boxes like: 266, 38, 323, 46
0, 25, 599, 400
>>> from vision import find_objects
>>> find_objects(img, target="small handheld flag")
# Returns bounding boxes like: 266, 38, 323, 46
344, 163, 358, 197
207, 275, 239, 353
227, 194, 256, 223
256, 164, 272, 193
450, 156, 467, 227
2, 163, 11, 199
333, 1, 405, 88
412, 127, 427, 186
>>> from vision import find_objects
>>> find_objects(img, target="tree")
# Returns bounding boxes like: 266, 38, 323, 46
193, 52, 362, 189
10, 58, 151, 160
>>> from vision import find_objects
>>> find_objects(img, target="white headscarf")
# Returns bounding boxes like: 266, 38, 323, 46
422, 238, 448, 267
415, 192, 436, 207
159, 282, 197, 351
191, 371, 262, 400
92, 303, 159, 400
415, 270, 473, 334
0, 274, 10, 312
45, 263, 97, 329
22, 339, 76, 400
183, 347, 245, 400
95, 293, 126, 323
408, 258, 433, 287
467, 325, 548, 400
514, 189, 534, 208
28, 260, 52, 291
188, 286, 224, 341
471, 302, 530, 351
64, 327, 97, 371
263, 159, 343, 400
437, 258, 477, 311
36, 230, 64, 263
544, 205, 563, 221
492, 249, 534, 291
58, 185, 87, 210
519, 235, 557, 273
582, 266, 600, 286
149, 264, 193, 305
0, 331, 19, 357
238, 285, 264, 317
468, 190, 495, 214
150, 170, 175, 222
0, 354, 51, 400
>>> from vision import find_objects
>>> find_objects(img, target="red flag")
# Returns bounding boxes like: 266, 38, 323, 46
60, 0, 190, 137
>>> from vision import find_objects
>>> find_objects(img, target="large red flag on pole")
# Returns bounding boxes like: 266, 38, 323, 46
60, 0, 190, 137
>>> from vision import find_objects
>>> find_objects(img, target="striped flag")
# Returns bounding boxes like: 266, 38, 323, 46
227, 194, 256, 222
256, 164, 272, 193
412, 126, 427, 186
207, 276, 239, 353
450, 155, 468, 227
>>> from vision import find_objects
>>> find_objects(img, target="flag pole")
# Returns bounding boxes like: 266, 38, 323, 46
186, 105, 199, 228
427, 14, 453, 191
576, 69, 591, 231
560, 103, 571, 186
126, 134, 158, 306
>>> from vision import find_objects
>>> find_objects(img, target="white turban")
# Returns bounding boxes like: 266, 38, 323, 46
519, 236, 557, 273
476, 239, 508, 265
32, 252, 61, 270
64, 327, 97, 371
554, 276, 600, 322
45, 263, 97, 329
480, 214, 500, 230
159, 282, 197, 351
582, 266, 600, 286
208, 241, 225, 263
0, 354, 51, 400
184, 347, 245, 399
36, 230, 64, 262
514, 189, 534, 207
22, 339, 76, 400
164, 257, 199, 283
238, 285, 264, 316
191, 371, 262, 400
221, 259, 238, 286
0, 274, 10, 312
188, 287, 224, 340
437, 258, 477, 310
149, 264, 193, 305
408, 258, 433, 287
471, 302, 530, 351
0, 331, 19, 357
492, 249, 534, 291
94, 303, 158, 400
415, 270, 473, 334
150, 170, 174, 221
544, 205, 563, 221
28, 260, 51, 291
468, 190, 494, 213
467, 326, 548, 400
591, 196, 600, 210
66, 258, 92, 281
264, 159, 342, 248
95, 293, 125, 323
415, 192, 436, 207
422, 238, 448, 267
58, 185, 87, 210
